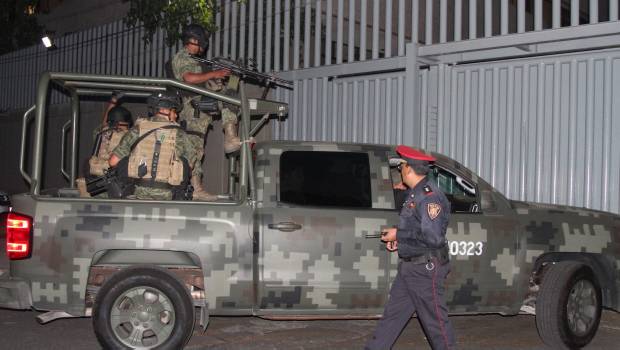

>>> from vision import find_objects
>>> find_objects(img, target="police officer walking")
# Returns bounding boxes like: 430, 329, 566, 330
170, 24, 237, 201
365, 145, 456, 350
108, 91, 196, 201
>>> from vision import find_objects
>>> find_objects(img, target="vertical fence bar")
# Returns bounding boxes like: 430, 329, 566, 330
294, 0, 301, 69
385, 0, 392, 57
337, 0, 344, 63
215, 5, 222, 57
284, 0, 291, 70
306, 0, 313, 67
553, 0, 561, 28
223, 0, 230, 58
373, 0, 379, 58
349, 0, 356, 62
412, 0, 419, 43
501, 0, 509, 35
274, 0, 281, 70
361, 0, 367, 60
240, 2, 246, 60
454, 0, 462, 41
440, 0, 447, 43
484, 0, 492, 37
425, 0, 433, 44
469, 0, 477, 39
611, 0, 619, 21
315, 0, 322, 66
248, 0, 256, 61
266, 0, 273, 72
590, 0, 599, 24
231, 1, 238, 59
535, 0, 543, 30
398, 0, 405, 55
517, 0, 525, 33
257, 0, 264, 70
326, 0, 333, 64
571, 0, 579, 26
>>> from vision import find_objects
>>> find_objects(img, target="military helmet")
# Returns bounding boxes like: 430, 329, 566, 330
107, 106, 133, 128
182, 24, 209, 51
147, 91, 183, 115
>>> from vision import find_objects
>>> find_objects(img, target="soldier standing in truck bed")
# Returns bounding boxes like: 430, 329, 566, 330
365, 145, 456, 350
170, 24, 239, 201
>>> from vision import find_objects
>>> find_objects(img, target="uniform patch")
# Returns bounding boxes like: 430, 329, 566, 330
408, 202, 416, 209
427, 203, 441, 220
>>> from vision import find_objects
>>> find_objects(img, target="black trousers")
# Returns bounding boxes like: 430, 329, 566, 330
365, 258, 456, 350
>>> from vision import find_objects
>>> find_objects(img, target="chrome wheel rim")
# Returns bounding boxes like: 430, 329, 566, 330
110, 286, 176, 349
566, 279, 598, 337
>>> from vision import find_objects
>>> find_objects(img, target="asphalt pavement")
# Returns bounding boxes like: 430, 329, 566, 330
0, 308, 618, 349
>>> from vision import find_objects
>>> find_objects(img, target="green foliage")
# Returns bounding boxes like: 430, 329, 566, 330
0, 0, 43, 55
123, 0, 217, 47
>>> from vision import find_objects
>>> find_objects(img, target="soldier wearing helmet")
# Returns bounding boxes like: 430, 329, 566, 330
365, 145, 456, 350
87, 92, 134, 177
169, 23, 236, 201
108, 91, 196, 201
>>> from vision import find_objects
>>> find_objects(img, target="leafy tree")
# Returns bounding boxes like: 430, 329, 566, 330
123, 0, 218, 47
0, 0, 43, 55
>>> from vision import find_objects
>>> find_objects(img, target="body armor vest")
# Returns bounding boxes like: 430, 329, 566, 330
127, 120, 186, 186
89, 128, 127, 176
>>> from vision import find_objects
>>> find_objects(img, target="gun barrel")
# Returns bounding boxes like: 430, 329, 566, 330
192, 56, 293, 88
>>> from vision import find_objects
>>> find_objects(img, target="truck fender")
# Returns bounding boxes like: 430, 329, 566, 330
84, 249, 208, 329
531, 252, 618, 310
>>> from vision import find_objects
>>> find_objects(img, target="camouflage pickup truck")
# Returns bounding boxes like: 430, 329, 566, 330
1, 73, 619, 350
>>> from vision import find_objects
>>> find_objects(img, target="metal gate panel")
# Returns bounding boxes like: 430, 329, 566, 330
421, 48, 620, 214
274, 71, 407, 145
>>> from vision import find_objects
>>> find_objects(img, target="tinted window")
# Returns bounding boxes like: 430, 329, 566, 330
280, 151, 371, 208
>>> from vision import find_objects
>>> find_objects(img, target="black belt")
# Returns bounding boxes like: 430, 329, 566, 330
401, 245, 450, 265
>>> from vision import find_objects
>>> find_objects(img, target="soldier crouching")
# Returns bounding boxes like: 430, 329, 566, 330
107, 91, 196, 201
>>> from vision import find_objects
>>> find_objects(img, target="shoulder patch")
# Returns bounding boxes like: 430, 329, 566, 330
423, 185, 433, 195
427, 203, 441, 220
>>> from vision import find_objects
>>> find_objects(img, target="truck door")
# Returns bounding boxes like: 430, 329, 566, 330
255, 148, 399, 315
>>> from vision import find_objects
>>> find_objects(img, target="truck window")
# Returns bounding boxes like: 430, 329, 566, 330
279, 151, 372, 208
427, 167, 480, 214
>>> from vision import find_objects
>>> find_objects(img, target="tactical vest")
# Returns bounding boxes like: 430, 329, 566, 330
127, 120, 187, 186
89, 128, 127, 176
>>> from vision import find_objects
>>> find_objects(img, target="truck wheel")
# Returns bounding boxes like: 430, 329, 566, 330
535, 261, 602, 349
93, 265, 195, 349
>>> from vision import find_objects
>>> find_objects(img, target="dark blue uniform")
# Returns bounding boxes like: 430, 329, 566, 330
366, 176, 456, 350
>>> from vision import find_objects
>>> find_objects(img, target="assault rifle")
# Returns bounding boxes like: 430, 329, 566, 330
86, 162, 134, 198
190, 56, 293, 90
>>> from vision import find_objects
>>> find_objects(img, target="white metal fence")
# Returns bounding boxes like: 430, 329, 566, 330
419, 48, 620, 214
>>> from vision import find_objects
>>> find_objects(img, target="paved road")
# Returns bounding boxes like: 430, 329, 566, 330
0, 308, 618, 349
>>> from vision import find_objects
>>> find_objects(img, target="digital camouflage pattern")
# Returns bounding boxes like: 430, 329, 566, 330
171, 47, 237, 177
3, 141, 620, 320
112, 116, 195, 200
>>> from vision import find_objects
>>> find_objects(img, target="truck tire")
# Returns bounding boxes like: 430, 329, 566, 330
535, 261, 602, 349
92, 265, 195, 349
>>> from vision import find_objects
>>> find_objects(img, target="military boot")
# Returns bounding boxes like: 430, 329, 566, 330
190, 176, 218, 201
223, 121, 242, 154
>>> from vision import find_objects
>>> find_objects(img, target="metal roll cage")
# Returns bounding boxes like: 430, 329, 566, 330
20, 72, 288, 201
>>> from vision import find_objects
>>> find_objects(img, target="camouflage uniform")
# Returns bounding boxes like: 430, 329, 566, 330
112, 115, 195, 200
171, 47, 237, 177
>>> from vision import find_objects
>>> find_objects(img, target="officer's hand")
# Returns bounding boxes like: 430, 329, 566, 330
212, 69, 231, 79
386, 240, 398, 252
393, 182, 407, 190
381, 228, 397, 242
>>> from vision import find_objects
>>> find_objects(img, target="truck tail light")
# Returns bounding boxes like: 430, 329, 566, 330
6, 212, 33, 260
